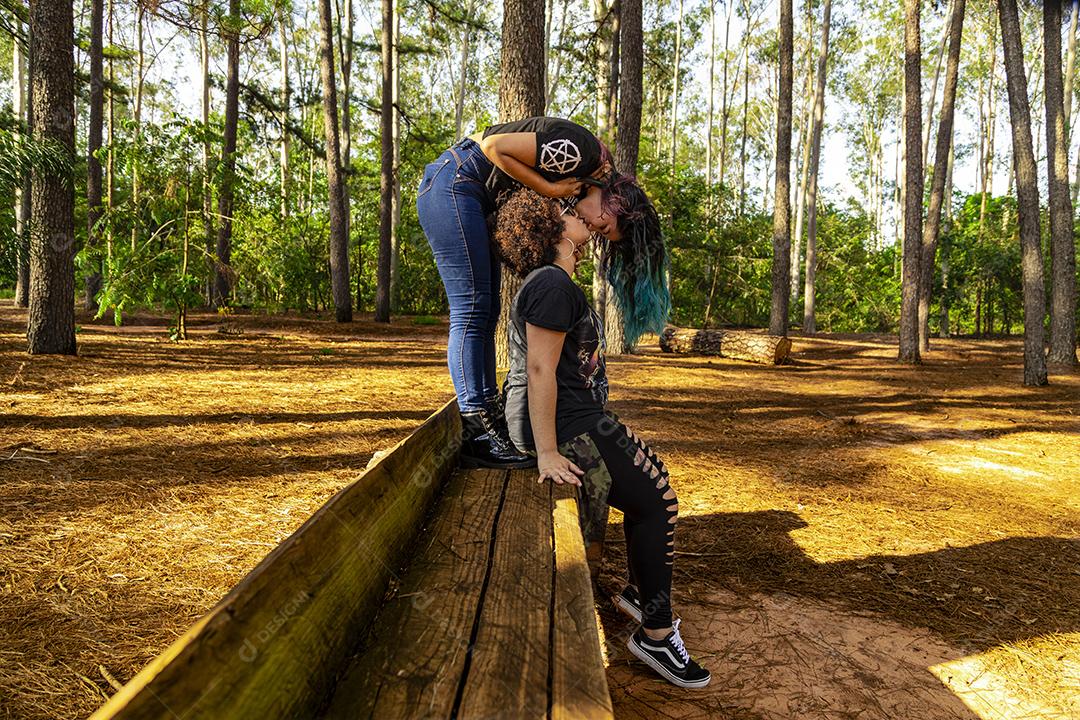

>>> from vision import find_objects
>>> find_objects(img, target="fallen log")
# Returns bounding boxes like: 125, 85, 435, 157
659, 326, 793, 364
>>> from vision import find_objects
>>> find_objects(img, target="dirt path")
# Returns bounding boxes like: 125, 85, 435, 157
2, 306, 1077, 719
597, 335, 1079, 719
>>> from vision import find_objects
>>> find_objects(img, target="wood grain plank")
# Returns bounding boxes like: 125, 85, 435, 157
457, 469, 553, 719
322, 467, 509, 719
551, 483, 614, 720
91, 400, 461, 720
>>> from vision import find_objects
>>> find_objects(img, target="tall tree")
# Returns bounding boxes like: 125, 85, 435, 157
802, 0, 831, 335
791, 1, 815, 300
337, 0, 354, 254
997, 0, 1048, 385
279, 9, 290, 220
389, 0, 401, 311
615, 0, 642, 173
918, 0, 965, 353
717, 0, 734, 194
27, 0, 76, 354
768, 0, 793, 336
84, 0, 105, 312
199, 0, 214, 304
1065, 0, 1078, 139
130, 5, 144, 253
706, 0, 715, 213
921, 2, 953, 178
670, 0, 685, 179
592, 0, 624, 352
898, 0, 922, 363
375, 0, 393, 322
320, 0, 352, 321
494, 0, 546, 367
213, 0, 240, 307
593, 0, 615, 141
605, 0, 627, 353
737, 0, 752, 214
1045, 0, 1077, 365
12, 18, 29, 308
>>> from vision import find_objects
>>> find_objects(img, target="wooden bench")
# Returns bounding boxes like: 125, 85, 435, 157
90, 400, 612, 720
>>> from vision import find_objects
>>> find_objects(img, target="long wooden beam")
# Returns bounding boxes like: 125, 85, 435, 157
91, 399, 461, 720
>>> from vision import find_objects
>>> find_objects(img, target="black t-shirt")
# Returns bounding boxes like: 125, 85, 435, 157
481, 117, 604, 206
505, 265, 608, 451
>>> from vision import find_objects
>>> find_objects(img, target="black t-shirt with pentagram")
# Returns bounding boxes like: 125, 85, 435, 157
480, 117, 604, 207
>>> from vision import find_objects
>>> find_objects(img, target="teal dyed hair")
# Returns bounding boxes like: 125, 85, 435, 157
599, 182, 671, 348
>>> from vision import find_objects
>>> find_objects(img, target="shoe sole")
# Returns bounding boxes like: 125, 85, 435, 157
626, 636, 712, 689
459, 455, 537, 470
613, 595, 643, 624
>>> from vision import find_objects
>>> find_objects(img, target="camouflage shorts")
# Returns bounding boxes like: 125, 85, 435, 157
556, 411, 623, 550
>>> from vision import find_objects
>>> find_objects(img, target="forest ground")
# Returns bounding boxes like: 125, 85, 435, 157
0, 302, 1077, 720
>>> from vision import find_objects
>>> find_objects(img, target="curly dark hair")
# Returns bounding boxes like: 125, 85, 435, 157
491, 188, 565, 278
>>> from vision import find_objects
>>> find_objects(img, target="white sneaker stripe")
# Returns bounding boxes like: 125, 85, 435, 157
639, 637, 687, 670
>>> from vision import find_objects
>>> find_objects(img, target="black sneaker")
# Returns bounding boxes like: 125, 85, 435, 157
613, 584, 643, 623
627, 618, 711, 689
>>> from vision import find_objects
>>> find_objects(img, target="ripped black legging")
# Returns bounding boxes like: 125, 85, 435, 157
588, 419, 678, 630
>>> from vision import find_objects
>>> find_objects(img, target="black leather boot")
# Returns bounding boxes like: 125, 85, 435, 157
460, 403, 536, 469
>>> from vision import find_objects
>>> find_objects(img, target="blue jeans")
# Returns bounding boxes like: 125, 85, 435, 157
417, 138, 500, 413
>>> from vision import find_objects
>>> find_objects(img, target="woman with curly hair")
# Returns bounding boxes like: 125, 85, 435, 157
493, 188, 710, 690
415, 116, 668, 469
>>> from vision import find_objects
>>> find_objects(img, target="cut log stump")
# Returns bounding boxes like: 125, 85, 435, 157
659, 326, 793, 364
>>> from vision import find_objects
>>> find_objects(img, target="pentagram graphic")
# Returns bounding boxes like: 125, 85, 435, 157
538, 139, 582, 174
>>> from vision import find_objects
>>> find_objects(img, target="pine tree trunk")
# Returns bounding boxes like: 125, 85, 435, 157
607, 1, 620, 138
738, 0, 751, 215
84, 0, 104, 311
706, 0, 715, 214
200, 2, 214, 306
898, 0, 922, 363
717, 0, 733, 194
1065, 0, 1078, 139
918, 0, 964, 353
27, 0, 76, 355
214, 0, 240, 307
319, 0, 352, 321
769, 0, 793, 336
979, 32, 998, 235
592, 0, 614, 329
280, 12, 290, 220
922, 2, 952, 178
791, 10, 815, 301
339, 0, 354, 254
389, 0, 401, 312
494, 0, 546, 368
669, 0, 684, 180
593, 0, 613, 142
616, 0, 642, 183
131, 6, 144, 254
997, 0, 1049, 385
802, 0, 831, 336
602, 0, 641, 354
454, 3, 472, 137
13, 21, 30, 309
375, 0, 394, 322
1045, 0, 1078, 366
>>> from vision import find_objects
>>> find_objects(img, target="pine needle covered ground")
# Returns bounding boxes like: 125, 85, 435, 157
1, 303, 1077, 719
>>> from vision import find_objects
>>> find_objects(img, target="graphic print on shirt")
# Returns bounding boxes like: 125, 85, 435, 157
538, 139, 582, 174
575, 308, 608, 406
